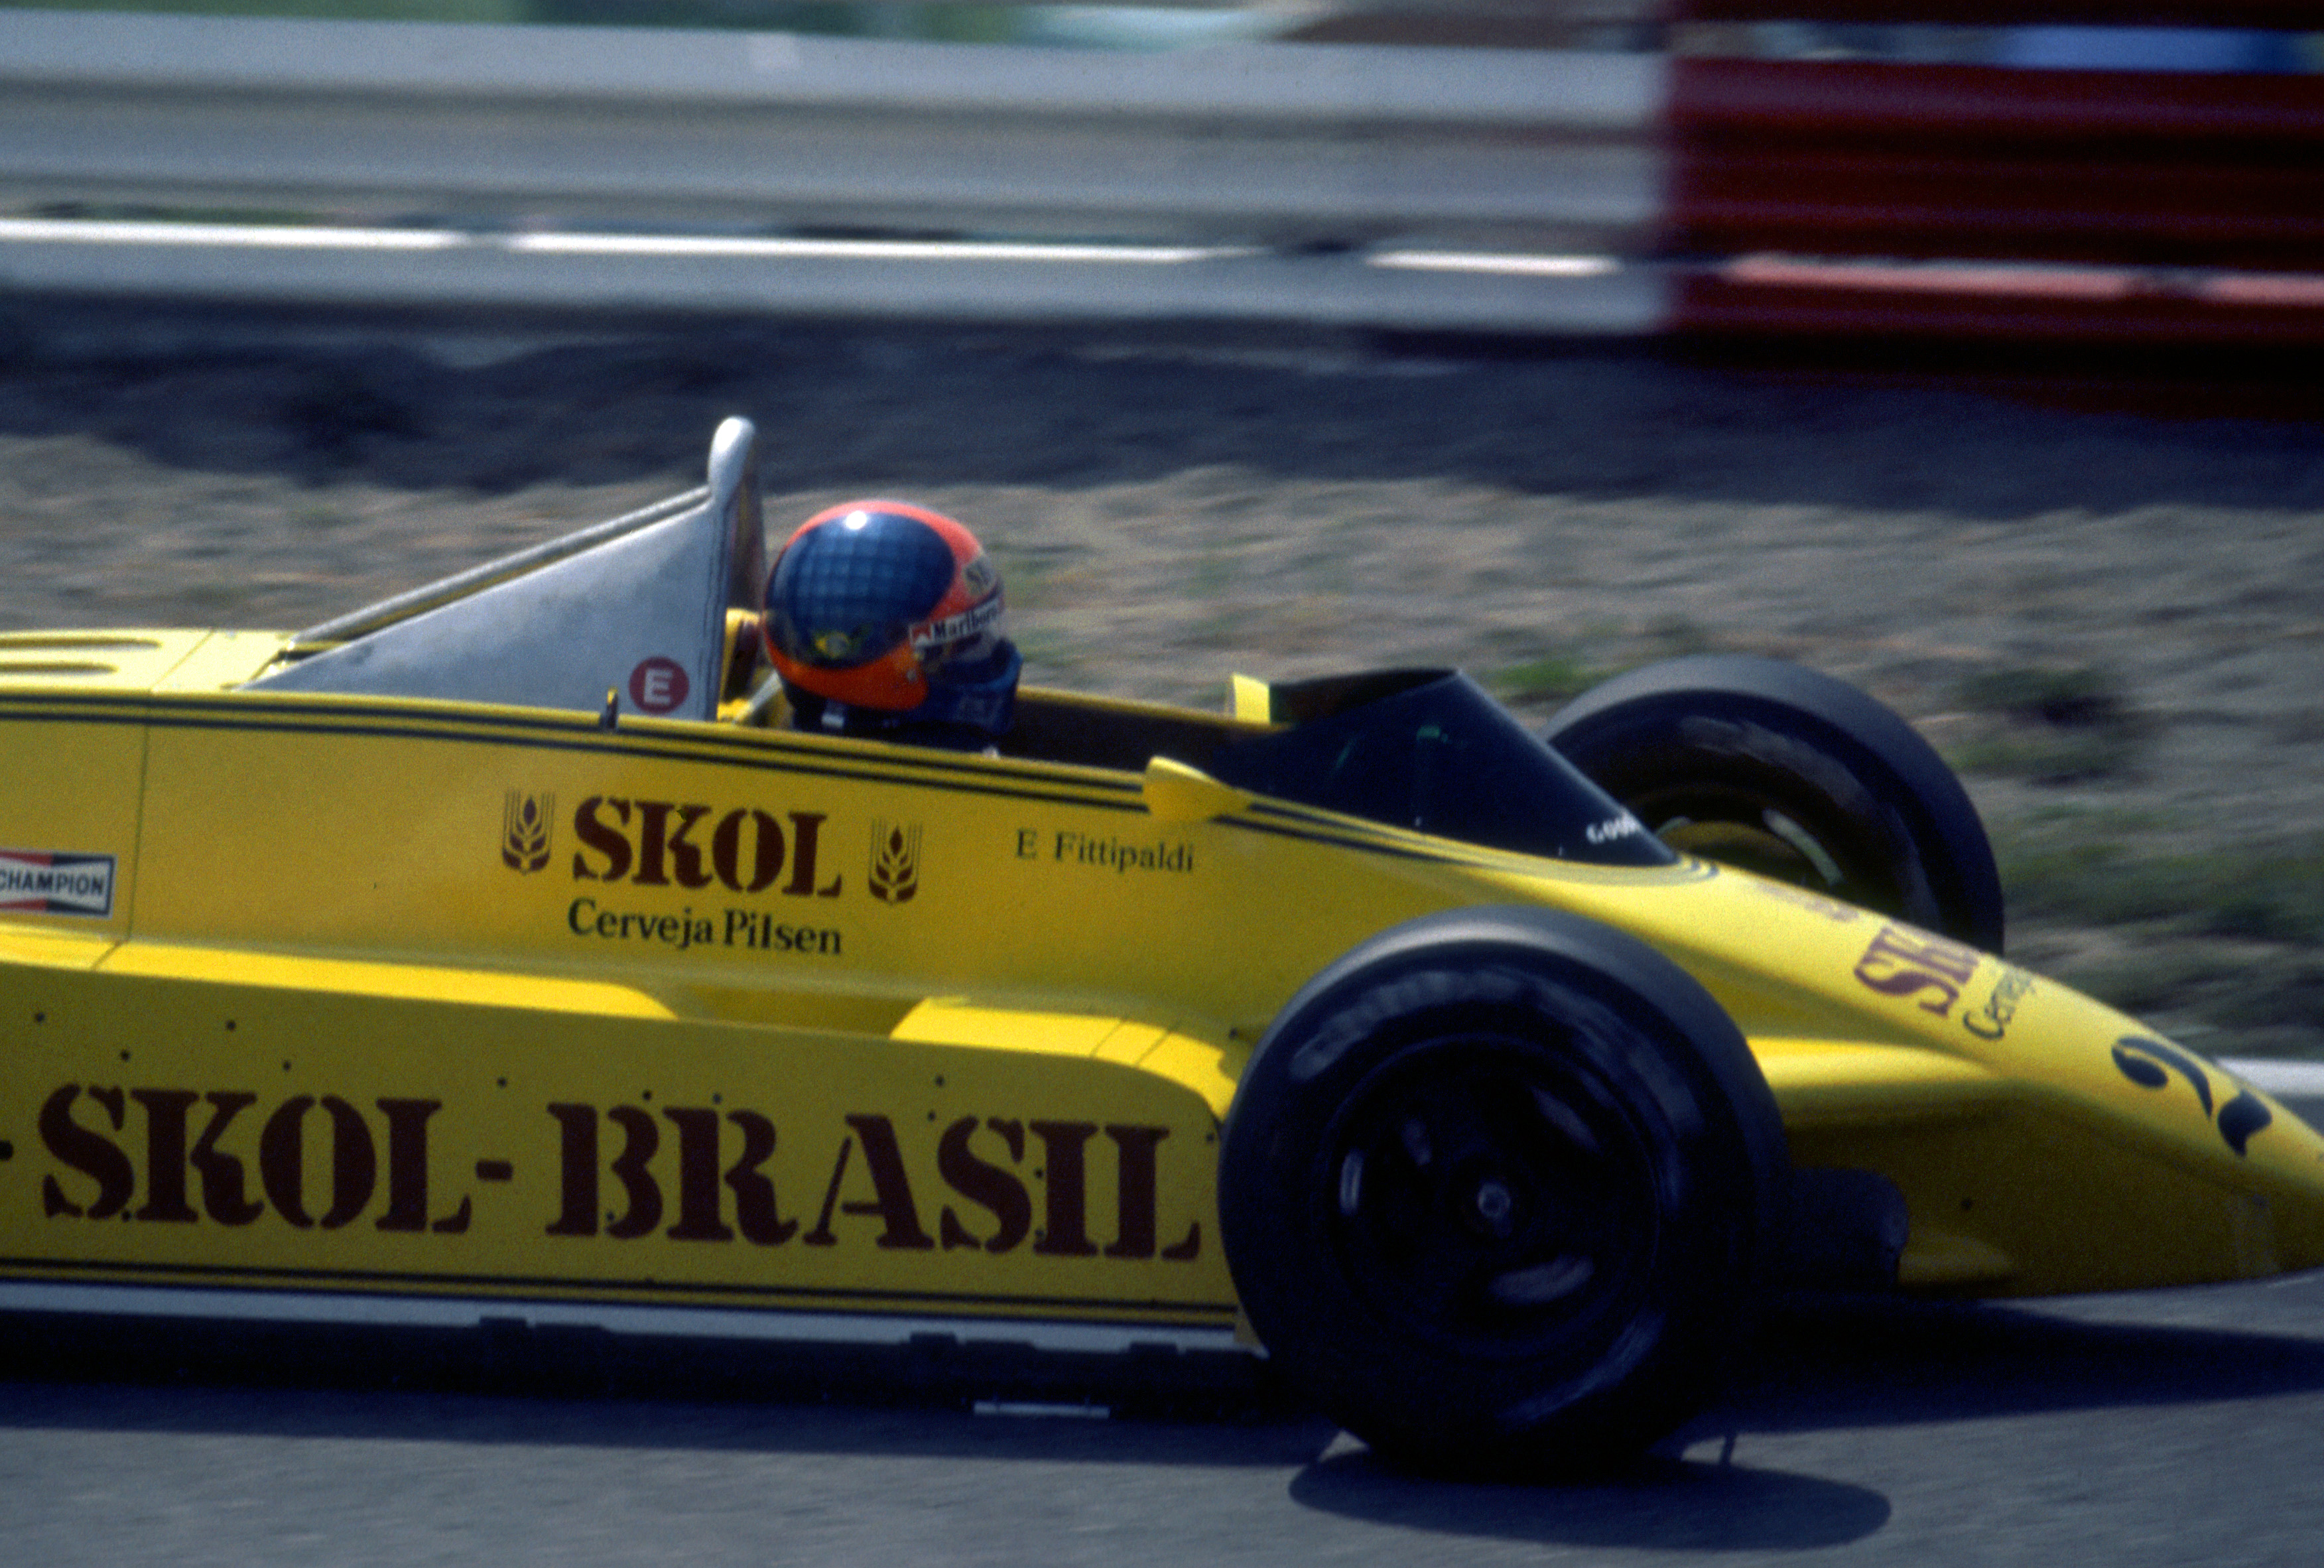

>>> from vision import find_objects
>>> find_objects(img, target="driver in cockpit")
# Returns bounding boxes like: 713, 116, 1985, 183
755, 500, 1021, 752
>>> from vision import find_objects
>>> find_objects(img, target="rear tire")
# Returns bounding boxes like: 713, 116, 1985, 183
1218, 907, 1784, 1474
1544, 655, 2004, 953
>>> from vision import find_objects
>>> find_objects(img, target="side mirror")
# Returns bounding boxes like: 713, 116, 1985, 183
1143, 755, 1252, 823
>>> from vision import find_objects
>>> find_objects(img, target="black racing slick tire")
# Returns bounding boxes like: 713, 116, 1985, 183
1218, 908, 1786, 1475
1543, 655, 2005, 954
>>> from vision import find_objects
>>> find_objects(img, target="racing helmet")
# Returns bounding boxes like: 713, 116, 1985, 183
761, 500, 1019, 741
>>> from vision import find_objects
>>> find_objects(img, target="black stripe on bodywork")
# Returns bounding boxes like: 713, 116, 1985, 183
1, 692, 1147, 813
0, 1254, 1238, 1323
1, 690, 1689, 880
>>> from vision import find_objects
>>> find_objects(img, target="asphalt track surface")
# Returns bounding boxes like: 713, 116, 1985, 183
9, 1268, 2324, 1566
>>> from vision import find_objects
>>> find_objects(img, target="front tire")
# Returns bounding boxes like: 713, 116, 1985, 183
1544, 655, 2004, 953
1218, 908, 1784, 1474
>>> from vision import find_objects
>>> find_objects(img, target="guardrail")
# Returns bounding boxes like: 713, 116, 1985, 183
0, 10, 1661, 249
2, 7, 2322, 343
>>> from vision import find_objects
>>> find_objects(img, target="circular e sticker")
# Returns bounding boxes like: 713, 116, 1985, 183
628, 657, 691, 714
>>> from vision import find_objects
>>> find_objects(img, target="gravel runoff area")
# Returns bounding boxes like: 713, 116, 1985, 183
1, 310, 2319, 1057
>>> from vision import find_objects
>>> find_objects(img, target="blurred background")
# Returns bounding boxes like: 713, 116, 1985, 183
4, 10, 2324, 1563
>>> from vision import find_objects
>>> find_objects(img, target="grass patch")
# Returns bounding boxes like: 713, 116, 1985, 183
2055, 950, 2244, 1019
2049, 947, 2324, 1055
1997, 808, 2324, 1051
1999, 830, 2324, 946
2205, 851, 2324, 944
2000, 838, 2190, 927
1951, 662, 2150, 783
1488, 650, 1617, 710
2214, 958, 2324, 1031
1958, 663, 2123, 727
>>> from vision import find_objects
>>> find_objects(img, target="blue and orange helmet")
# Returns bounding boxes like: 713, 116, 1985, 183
761, 501, 1020, 740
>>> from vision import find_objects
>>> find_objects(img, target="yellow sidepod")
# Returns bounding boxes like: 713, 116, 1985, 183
0, 690, 1356, 1325
3, 954, 1236, 1327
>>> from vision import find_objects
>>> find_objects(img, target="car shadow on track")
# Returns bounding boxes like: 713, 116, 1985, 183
0, 1307, 1329, 1470
1730, 1286, 2324, 1433
1288, 1285, 2324, 1550
1290, 1449, 1894, 1553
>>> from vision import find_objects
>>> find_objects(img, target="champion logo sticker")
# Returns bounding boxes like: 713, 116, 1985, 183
0, 850, 117, 918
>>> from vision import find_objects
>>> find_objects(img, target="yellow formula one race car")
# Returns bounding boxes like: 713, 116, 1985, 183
3, 419, 2317, 1472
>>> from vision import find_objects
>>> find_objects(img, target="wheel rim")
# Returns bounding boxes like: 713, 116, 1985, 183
1321, 1035, 1662, 1361
1625, 783, 1898, 913
1654, 813, 1844, 888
